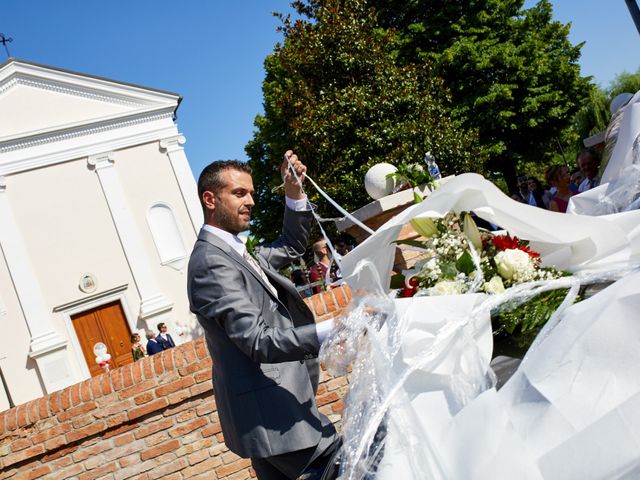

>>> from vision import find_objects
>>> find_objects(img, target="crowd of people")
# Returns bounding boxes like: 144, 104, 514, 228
129, 322, 177, 361
511, 147, 601, 213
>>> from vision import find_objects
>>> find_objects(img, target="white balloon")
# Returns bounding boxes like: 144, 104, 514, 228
93, 342, 107, 357
364, 163, 398, 200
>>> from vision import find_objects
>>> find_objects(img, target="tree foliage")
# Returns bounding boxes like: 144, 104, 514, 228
369, 0, 591, 191
571, 69, 640, 156
609, 69, 640, 98
246, 0, 482, 241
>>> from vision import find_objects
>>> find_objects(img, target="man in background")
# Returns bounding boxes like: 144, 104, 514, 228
514, 175, 530, 202
577, 148, 601, 192
308, 239, 339, 293
146, 331, 163, 355
156, 322, 176, 350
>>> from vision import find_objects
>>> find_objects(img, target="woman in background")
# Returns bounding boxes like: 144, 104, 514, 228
545, 165, 574, 213
527, 176, 551, 209
130, 333, 146, 361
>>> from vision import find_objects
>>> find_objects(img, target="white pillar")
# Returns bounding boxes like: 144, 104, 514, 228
159, 134, 203, 234
87, 153, 173, 326
0, 176, 74, 393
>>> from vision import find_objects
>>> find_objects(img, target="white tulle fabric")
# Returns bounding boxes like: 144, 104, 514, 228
321, 170, 640, 478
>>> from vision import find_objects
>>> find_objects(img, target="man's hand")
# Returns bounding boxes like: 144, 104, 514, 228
281, 150, 307, 200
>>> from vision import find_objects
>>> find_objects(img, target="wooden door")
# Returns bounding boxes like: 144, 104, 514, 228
71, 301, 133, 377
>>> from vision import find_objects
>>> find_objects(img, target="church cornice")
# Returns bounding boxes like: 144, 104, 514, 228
0, 106, 175, 153
0, 112, 179, 176
0, 59, 181, 105
0, 74, 145, 107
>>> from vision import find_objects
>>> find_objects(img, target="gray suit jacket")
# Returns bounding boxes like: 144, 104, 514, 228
187, 207, 324, 459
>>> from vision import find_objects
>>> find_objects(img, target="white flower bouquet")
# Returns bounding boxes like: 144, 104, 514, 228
394, 211, 570, 349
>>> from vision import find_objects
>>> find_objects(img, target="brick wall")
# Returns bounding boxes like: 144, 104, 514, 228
0, 285, 352, 480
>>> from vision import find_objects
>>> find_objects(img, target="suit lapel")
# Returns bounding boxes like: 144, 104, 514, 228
197, 229, 284, 304
197, 228, 314, 328
263, 267, 300, 300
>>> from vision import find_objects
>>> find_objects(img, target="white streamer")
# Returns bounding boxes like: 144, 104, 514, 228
282, 154, 375, 286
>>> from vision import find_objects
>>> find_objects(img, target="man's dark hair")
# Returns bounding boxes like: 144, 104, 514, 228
157, 322, 166, 331
197, 160, 253, 208
576, 147, 601, 165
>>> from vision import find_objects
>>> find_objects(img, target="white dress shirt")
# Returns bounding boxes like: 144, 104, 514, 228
578, 176, 600, 193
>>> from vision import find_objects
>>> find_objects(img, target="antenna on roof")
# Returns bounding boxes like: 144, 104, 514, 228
0, 33, 13, 58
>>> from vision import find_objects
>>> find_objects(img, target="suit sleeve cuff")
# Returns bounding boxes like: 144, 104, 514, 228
285, 195, 309, 212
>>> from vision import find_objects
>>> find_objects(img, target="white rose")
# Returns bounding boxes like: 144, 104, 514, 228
429, 280, 464, 296
495, 249, 534, 281
483, 275, 506, 294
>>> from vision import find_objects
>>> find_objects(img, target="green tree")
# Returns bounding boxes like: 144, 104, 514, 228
609, 69, 640, 98
369, 0, 591, 192
571, 85, 609, 151
246, 0, 482, 241
570, 69, 640, 160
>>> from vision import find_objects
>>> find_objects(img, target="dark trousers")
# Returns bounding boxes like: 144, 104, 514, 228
251, 422, 338, 480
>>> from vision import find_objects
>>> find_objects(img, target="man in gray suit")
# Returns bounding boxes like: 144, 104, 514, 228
187, 151, 337, 479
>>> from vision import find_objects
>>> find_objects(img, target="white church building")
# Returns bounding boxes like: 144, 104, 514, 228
0, 59, 203, 410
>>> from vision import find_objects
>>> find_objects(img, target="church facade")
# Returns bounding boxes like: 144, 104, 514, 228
0, 59, 203, 409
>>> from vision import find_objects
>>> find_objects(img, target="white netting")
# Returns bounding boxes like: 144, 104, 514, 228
320, 255, 639, 479
310, 169, 640, 478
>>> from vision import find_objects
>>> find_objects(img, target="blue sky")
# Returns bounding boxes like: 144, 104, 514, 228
2, 1, 639, 178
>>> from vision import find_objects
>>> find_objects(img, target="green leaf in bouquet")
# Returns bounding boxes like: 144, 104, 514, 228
393, 239, 429, 249
385, 172, 409, 189
455, 250, 475, 275
413, 190, 424, 204
492, 288, 579, 350
390, 273, 406, 289
440, 261, 458, 279
410, 217, 438, 238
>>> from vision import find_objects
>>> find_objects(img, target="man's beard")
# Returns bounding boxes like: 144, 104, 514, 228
213, 205, 250, 235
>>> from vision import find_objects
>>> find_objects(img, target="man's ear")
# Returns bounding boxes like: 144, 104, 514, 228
202, 191, 216, 211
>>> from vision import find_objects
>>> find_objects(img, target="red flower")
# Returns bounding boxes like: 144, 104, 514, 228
400, 277, 419, 297
491, 234, 520, 251
519, 245, 540, 261
491, 234, 540, 260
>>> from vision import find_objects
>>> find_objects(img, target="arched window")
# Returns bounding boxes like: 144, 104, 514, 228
147, 203, 187, 270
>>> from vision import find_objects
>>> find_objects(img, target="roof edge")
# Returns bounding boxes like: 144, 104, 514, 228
0, 57, 183, 107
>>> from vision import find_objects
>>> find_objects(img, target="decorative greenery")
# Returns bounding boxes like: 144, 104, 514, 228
492, 288, 577, 349
386, 162, 436, 193
244, 235, 260, 257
